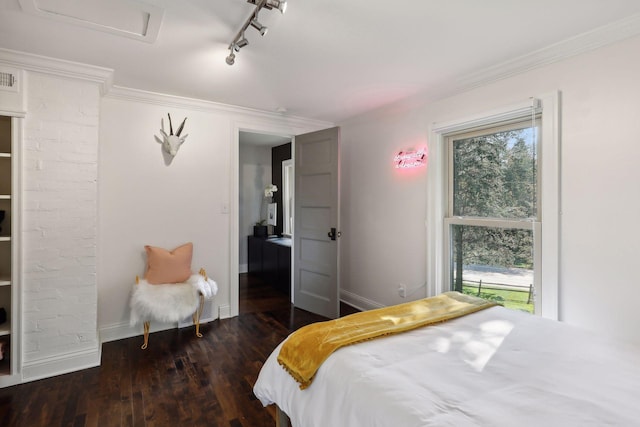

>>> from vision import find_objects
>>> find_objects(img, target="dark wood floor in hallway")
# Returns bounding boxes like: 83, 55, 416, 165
0, 274, 358, 427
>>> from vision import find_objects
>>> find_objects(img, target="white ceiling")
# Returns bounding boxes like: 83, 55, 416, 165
2, 0, 640, 123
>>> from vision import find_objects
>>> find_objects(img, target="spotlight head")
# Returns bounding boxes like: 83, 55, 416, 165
236, 36, 249, 49
226, 52, 236, 65
250, 18, 268, 36
231, 33, 249, 52
265, 0, 287, 13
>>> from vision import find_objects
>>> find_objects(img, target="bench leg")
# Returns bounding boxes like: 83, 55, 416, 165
193, 295, 205, 338
141, 321, 150, 349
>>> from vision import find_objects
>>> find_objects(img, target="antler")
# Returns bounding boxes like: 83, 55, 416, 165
168, 113, 174, 136
176, 117, 187, 137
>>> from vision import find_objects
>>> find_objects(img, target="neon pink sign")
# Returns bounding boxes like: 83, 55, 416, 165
394, 148, 427, 169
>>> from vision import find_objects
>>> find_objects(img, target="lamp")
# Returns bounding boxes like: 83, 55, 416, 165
226, 0, 287, 65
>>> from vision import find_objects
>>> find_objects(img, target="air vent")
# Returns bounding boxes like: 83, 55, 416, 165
18, 0, 164, 43
0, 72, 16, 89
0, 70, 19, 93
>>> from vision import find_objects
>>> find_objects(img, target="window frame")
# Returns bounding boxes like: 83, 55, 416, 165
444, 118, 541, 314
427, 93, 559, 320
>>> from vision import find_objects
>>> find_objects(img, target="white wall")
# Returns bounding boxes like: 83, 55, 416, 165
98, 96, 232, 338
338, 34, 640, 344
238, 144, 271, 272
22, 72, 101, 379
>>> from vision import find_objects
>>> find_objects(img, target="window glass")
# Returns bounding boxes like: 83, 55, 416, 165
447, 119, 539, 314
452, 125, 537, 219
450, 224, 534, 313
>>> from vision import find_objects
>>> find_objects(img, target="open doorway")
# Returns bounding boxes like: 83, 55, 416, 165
238, 131, 293, 312
229, 124, 340, 320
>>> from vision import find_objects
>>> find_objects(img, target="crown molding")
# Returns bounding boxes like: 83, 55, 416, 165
455, 13, 640, 93
0, 48, 113, 95
105, 85, 334, 129
0, 47, 333, 128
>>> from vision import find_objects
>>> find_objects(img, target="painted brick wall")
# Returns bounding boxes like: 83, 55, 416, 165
22, 73, 100, 364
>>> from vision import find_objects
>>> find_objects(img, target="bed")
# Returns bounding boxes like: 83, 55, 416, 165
254, 293, 640, 427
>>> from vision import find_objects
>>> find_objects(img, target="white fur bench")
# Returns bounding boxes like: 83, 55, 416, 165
130, 268, 218, 349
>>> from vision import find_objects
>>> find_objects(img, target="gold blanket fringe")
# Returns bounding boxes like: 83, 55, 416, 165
277, 291, 497, 389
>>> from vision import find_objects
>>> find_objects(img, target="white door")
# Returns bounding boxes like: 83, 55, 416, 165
293, 127, 340, 319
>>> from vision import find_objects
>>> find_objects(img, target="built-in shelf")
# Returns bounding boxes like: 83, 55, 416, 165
0, 115, 15, 383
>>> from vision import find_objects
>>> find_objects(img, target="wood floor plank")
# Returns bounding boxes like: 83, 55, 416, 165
0, 273, 359, 426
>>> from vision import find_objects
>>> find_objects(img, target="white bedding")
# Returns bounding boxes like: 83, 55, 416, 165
254, 306, 640, 427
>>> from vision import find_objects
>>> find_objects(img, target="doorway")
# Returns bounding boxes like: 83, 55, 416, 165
238, 131, 293, 307
229, 124, 340, 320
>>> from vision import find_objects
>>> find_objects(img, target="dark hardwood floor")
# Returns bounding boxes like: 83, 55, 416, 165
0, 274, 358, 427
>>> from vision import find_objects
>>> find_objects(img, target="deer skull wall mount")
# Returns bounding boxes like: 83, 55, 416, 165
158, 113, 188, 158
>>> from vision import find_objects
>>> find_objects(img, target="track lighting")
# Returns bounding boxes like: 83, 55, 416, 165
226, 0, 286, 65
247, 0, 287, 13
250, 18, 268, 36
265, 0, 287, 14
232, 33, 249, 52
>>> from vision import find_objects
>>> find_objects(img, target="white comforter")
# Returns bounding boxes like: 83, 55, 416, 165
254, 306, 640, 427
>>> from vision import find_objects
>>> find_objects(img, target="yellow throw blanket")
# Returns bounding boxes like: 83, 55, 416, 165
277, 291, 497, 389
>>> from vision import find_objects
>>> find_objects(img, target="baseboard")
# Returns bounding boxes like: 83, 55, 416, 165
22, 345, 101, 383
340, 289, 384, 312
218, 305, 231, 319
100, 320, 175, 344
102, 299, 219, 343
239, 263, 248, 274
0, 373, 22, 388
100, 317, 219, 344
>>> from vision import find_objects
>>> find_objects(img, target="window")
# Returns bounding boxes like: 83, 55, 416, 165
282, 159, 294, 236
446, 120, 539, 313
427, 94, 559, 319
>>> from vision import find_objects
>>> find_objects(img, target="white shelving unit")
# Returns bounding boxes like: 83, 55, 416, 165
0, 115, 14, 379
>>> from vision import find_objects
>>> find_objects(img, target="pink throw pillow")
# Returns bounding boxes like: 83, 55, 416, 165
144, 242, 193, 284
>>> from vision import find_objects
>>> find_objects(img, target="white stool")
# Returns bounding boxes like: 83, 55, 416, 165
130, 268, 217, 349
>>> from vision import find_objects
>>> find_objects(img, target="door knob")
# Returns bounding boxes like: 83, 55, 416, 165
328, 228, 341, 240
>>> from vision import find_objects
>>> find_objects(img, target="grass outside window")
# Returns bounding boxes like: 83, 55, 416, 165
462, 283, 533, 314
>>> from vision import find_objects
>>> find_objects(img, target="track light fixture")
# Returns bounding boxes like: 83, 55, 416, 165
250, 18, 268, 36
247, 0, 287, 13
226, 0, 287, 65
232, 33, 249, 52
265, 0, 287, 13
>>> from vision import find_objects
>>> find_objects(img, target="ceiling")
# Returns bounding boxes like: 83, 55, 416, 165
1, 0, 640, 123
